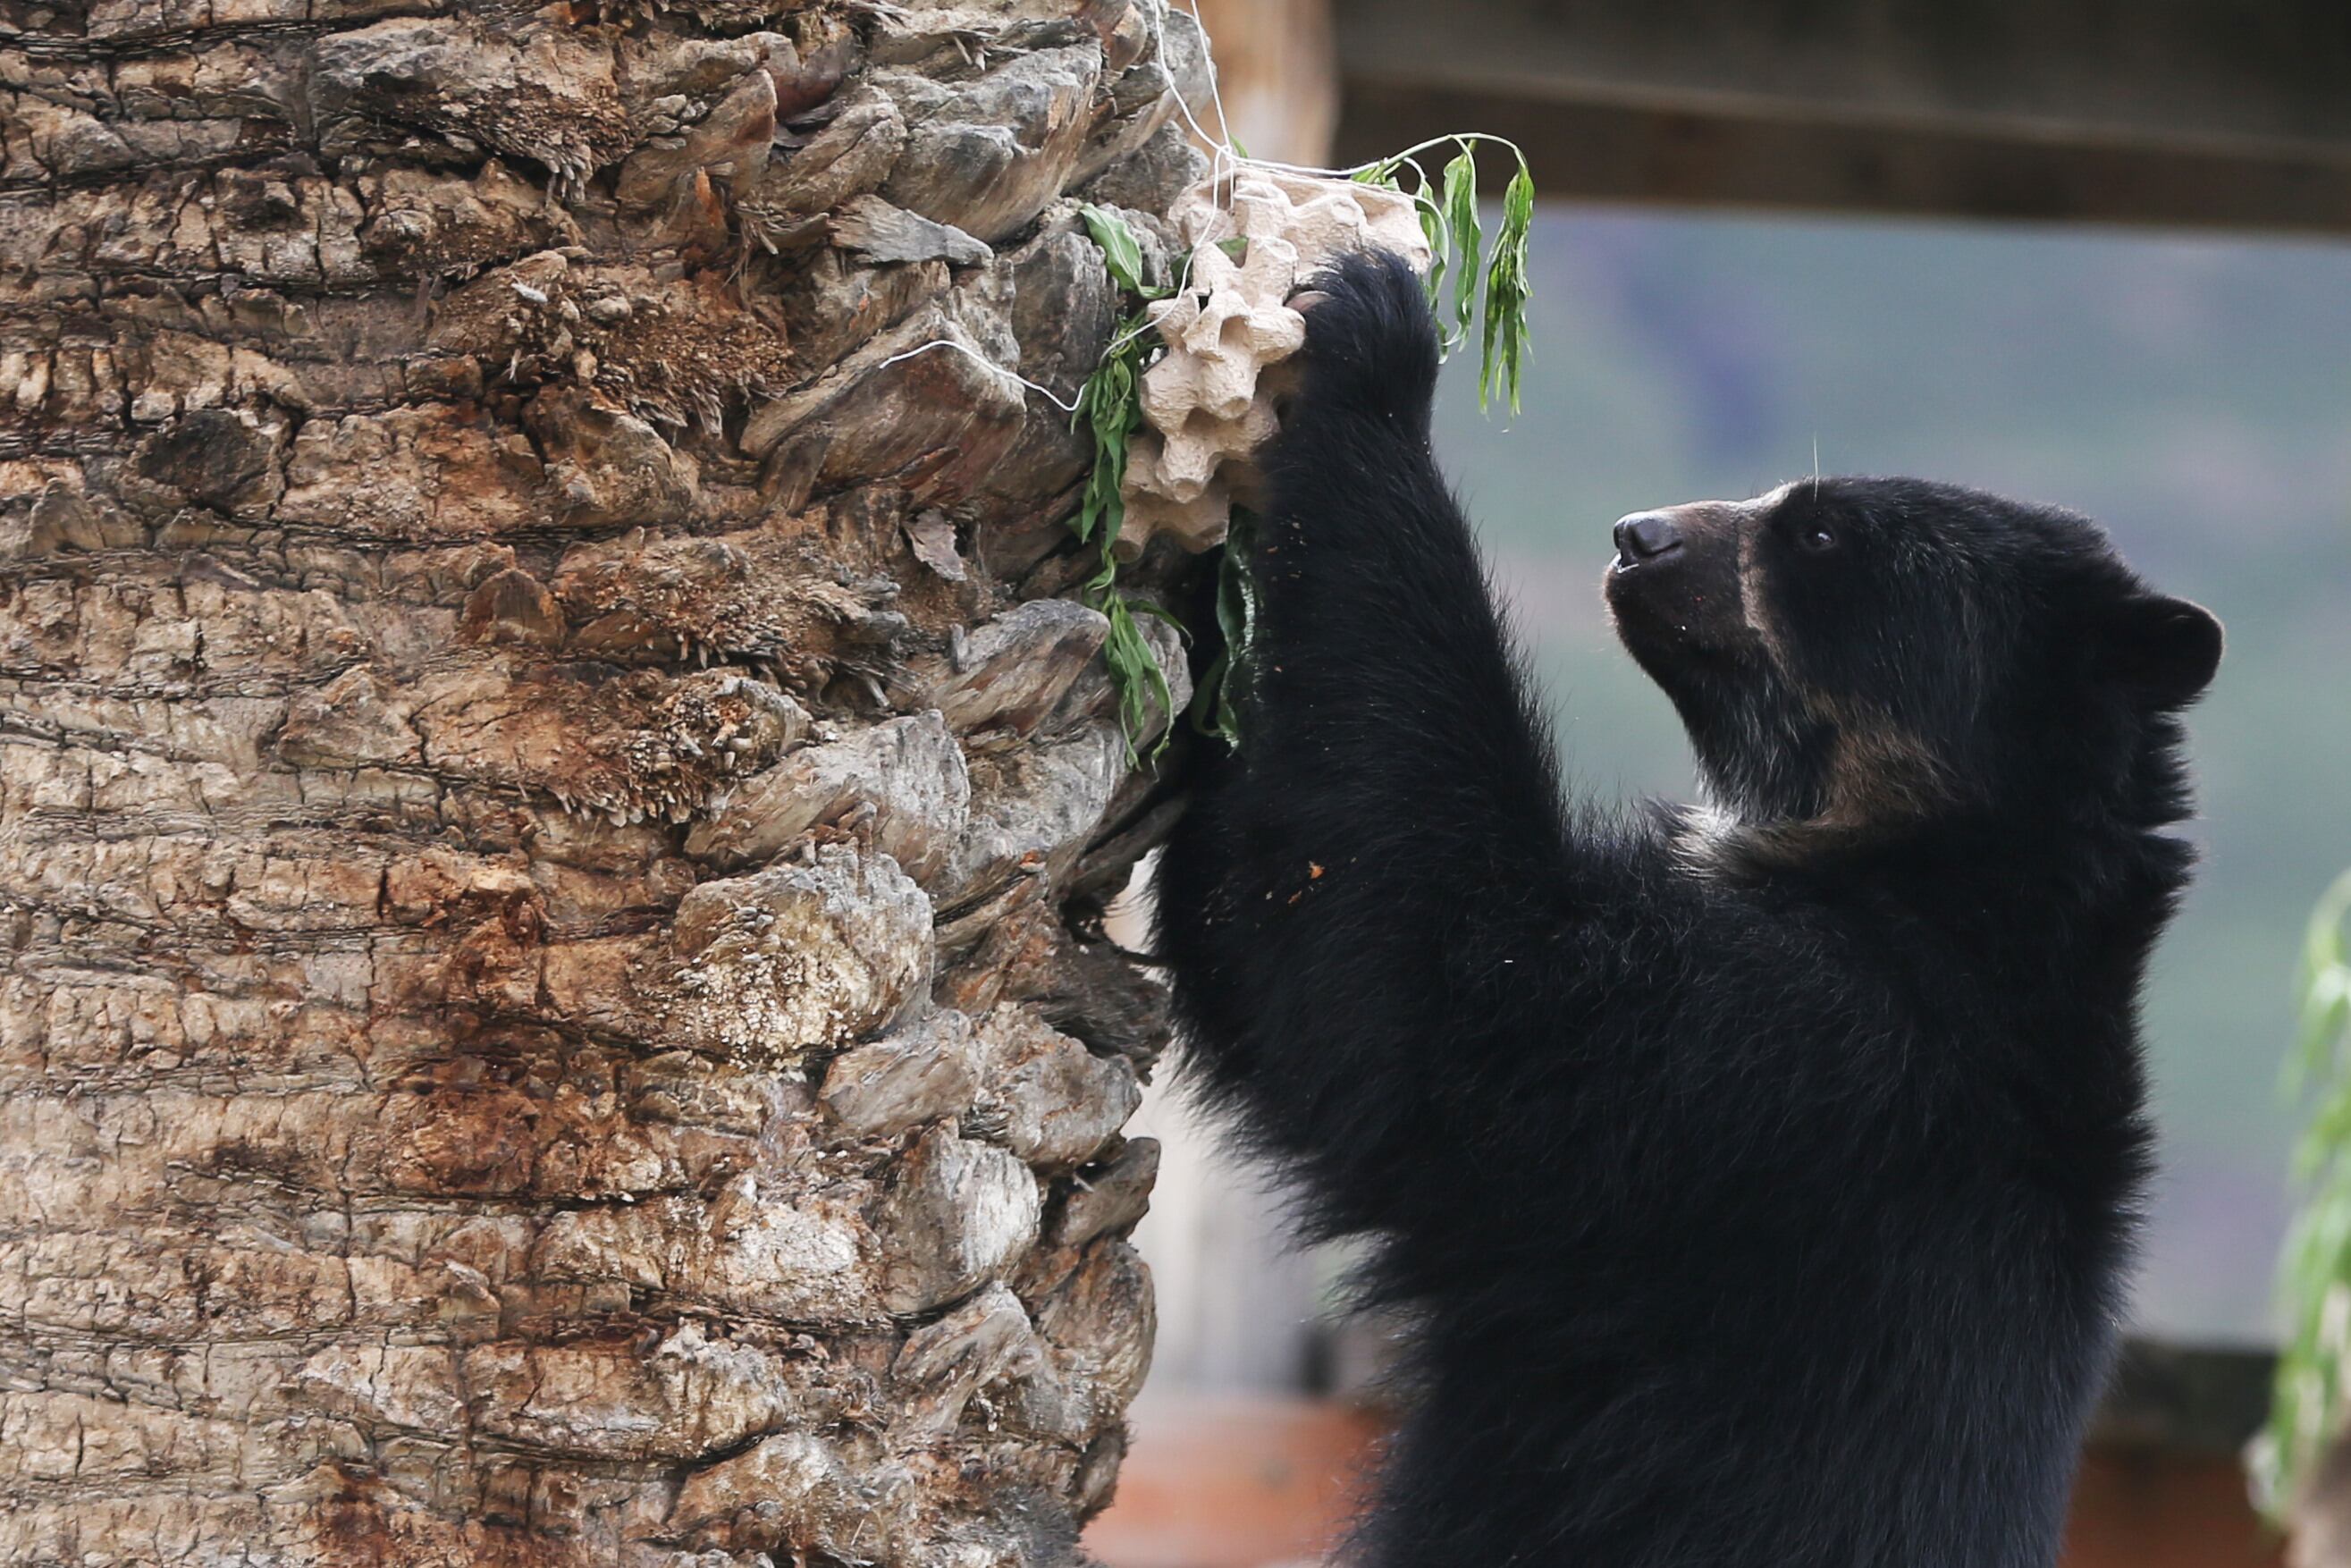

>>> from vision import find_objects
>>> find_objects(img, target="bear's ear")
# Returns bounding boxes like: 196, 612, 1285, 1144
2096, 593, 2223, 706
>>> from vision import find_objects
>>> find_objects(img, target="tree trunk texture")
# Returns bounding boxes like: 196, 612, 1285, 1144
0, 3, 1211, 1562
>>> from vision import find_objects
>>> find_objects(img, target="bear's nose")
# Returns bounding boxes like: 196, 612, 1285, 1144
1613, 510, 1683, 566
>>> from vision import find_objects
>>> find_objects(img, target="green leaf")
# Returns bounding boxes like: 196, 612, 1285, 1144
1079, 204, 1155, 299
1188, 647, 1234, 742
2292, 872, 2351, 1086
1071, 137, 1543, 760
2261, 864, 2351, 1521
1417, 193, 1449, 309
1061, 261, 1189, 763
1200, 508, 1261, 747
1096, 593, 1177, 766
1479, 158, 1537, 414
1060, 264, 1187, 763
1070, 306, 1154, 556
1440, 146, 1481, 345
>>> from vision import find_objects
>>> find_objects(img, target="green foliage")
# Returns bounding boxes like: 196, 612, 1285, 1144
1070, 303, 1151, 558
1078, 204, 1154, 299
1189, 507, 1260, 747
1440, 148, 1481, 346
1094, 580, 1180, 765
1482, 162, 1537, 416
2256, 868, 2351, 1518
1067, 143, 1540, 763
1071, 207, 1181, 766
1354, 135, 1537, 413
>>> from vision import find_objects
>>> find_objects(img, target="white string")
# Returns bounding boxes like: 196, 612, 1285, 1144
1140, 4, 1529, 190
1164, 0, 1240, 196
861, 9, 1532, 416
870, 339, 1083, 414
1134, 0, 1527, 309
858, 7, 1224, 423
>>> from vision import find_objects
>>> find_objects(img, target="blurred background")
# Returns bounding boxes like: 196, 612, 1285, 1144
1089, 3, 2351, 1564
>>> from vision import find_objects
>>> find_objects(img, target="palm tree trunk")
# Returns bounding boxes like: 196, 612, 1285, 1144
0, 3, 1205, 1561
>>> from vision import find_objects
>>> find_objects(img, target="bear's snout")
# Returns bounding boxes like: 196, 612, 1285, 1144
1603, 500, 1750, 662
1614, 510, 1686, 567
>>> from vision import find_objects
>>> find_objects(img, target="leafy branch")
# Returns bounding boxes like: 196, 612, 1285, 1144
1189, 506, 1258, 747
1352, 134, 1537, 414
1068, 139, 1539, 761
1070, 205, 1180, 766
2256, 868, 2351, 1519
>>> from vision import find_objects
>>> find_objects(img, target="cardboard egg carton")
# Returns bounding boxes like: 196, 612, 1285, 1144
1113, 168, 1433, 562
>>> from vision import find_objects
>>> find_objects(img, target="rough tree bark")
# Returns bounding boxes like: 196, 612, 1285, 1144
0, 2, 1210, 1562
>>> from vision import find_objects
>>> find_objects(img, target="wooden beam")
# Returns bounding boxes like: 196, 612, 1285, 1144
1331, 0, 2351, 230
2095, 1341, 2276, 1458
2065, 1452, 2283, 1568
1191, 0, 1340, 168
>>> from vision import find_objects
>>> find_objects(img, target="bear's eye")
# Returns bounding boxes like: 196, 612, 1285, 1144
1797, 521, 1840, 554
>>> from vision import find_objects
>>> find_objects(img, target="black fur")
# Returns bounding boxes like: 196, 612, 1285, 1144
1153, 250, 2221, 1568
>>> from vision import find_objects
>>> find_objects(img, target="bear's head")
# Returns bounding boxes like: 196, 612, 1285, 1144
1601, 476, 2221, 848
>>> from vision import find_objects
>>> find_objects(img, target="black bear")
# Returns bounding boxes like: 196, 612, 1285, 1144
1153, 250, 2222, 1568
